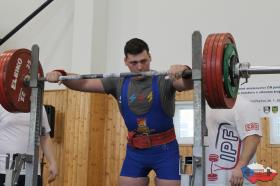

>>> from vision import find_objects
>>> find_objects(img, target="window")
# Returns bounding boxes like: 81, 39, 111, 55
174, 101, 194, 144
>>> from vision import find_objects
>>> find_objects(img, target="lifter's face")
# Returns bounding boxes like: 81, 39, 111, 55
124, 50, 151, 73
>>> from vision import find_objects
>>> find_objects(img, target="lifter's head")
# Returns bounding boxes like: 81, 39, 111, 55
124, 38, 151, 73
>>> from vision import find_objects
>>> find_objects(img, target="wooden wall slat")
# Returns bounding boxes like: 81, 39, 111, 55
104, 95, 116, 186
77, 92, 91, 186
43, 90, 68, 186
43, 90, 92, 186
87, 93, 106, 186
176, 90, 193, 101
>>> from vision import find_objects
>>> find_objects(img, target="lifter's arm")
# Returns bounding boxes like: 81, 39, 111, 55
45, 71, 105, 93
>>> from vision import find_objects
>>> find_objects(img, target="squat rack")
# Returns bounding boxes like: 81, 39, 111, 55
4, 45, 44, 186
191, 31, 206, 186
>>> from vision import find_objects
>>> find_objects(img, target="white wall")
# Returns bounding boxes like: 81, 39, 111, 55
1, 0, 280, 89
71, 0, 108, 74
0, 0, 74, 89
0, 0, 108, 89
105, 0, 280, 85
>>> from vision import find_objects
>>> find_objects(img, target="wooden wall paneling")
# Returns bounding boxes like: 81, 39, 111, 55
43, 90, 68, 186
273, 148, 280, 185
257, 118, 267, 165
44, 90, 91, 186
257, 118, 270, 186
148, 171, 156, 185
71, 92, 78, 186
110, 96, 116, 186
176, 90, 193, 101
257, 118, 280, 186
67, 90, 77, 186
256, 118, 264, 186
271, 147, 279, 186
113, 99, 123, 185
265, 118, 272, 169
104, 95, 115, 186
118, 108, 127, 181
103, 96, 109, 186
62, 90, 91, 186
110, 95, 118, 186
102, 95, 127, 186
77, 91, 91, 186
87, 93, 107, 186
265, 118, 272, 186
111, 97, 119, 185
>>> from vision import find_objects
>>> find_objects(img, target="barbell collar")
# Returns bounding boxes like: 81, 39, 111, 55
235, 62, 251, 79
236, 62, 280, 79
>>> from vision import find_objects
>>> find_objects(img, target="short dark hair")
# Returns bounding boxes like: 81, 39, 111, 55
124, 38, 149, 57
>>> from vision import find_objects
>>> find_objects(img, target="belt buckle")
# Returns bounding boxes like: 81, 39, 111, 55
142, 133, 152, 148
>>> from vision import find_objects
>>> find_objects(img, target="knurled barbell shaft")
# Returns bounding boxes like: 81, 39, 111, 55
58, 71, 167, 80
39, 70, 193, 81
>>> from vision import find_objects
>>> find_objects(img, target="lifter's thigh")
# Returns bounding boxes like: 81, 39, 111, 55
155, 177, 180, 186
119, 176, 149, 186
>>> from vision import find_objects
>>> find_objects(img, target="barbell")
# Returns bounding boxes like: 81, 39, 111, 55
0, 33, 280, 112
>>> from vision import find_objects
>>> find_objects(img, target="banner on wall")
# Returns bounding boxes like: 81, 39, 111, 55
239, 81, 280, 144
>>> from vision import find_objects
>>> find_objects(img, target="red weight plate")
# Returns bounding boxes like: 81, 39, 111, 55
203, 34, 218, 107
204, 33, 225, 108
204, 33, 239, 109
215, 33, 228, 108
205, 34, 219, 107
212, 33, 227, 108
202, 34, 212, 105
210, 34, 224, 108
0, 52, 15, 111
203, 34, 214, 106
0, 49, 44, 112
215, 33, 236, 108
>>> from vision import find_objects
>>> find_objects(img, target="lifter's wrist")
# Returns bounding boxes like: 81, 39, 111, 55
236, 160, 247, 168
